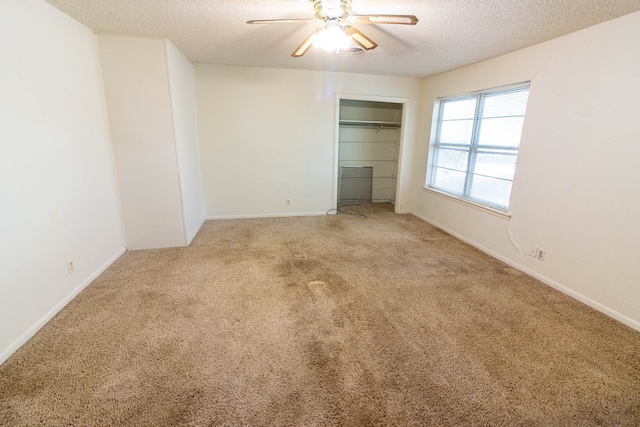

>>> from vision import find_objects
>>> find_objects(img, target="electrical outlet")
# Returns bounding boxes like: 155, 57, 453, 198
67, 260, 75, 275
536, 249, 546, 260
527, 246, 538, 257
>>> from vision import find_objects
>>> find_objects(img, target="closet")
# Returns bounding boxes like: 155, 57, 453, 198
337, 99, 403, 204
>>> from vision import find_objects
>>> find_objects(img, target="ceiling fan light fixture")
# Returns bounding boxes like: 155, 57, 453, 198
313, 22, 351, 52
337, 46, 365, 56
252, 0, 416, 58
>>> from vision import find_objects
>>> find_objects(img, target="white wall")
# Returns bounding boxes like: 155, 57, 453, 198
194, 65, 422, 218
0, 0, 125, 364
166, 41, 206, 244
98, 35, 190, 249
411, 11, 640, 330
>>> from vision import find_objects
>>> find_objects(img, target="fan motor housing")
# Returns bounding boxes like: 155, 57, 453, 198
314, 0, 352, 20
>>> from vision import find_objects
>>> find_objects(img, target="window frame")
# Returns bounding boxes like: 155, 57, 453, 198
426, 82, 530, 213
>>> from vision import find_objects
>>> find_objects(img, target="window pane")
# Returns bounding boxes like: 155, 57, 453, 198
435, 148, 468, 172
473, 151, 517, 180
439, 119, 473, 145
477, 117, 525, 147
428, 83, 529, 211
432, 167, 465, 195
483, 90, 529, 118
442, 98, 476, 120
468, 174, 512, 208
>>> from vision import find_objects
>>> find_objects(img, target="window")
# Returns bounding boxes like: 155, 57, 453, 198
427, 83, 530, 211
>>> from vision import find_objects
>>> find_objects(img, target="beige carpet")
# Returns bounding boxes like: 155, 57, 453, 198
1, 203, 639, 426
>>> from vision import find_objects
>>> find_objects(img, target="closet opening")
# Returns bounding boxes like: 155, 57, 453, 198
334, 97, 406, 212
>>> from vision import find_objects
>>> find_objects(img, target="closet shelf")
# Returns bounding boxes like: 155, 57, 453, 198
338, 174, 397, 179
338, 158, 398, 162
338, 140, 399, 144
339, 120, 401, 129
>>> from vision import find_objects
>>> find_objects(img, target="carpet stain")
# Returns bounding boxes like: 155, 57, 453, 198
1, 203, 639, 426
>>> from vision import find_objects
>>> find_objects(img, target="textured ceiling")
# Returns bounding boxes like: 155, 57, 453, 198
45, 0, 640, 78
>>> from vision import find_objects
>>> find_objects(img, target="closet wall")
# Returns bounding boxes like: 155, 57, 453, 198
338, 100, 403, 204
98, 35, 205, 249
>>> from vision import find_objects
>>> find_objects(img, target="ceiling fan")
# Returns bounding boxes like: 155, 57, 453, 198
247, 0, 418, 57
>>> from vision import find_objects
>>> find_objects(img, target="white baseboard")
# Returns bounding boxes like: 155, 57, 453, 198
410, 211, 640, 333
0, 247, 126, 365
206, 211, 328, 220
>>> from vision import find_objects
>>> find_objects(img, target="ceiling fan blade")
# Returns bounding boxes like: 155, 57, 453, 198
344, 26, 378, 50
247, 19, 315, 24
347, 15, 419, 25
292, 28, 323, 57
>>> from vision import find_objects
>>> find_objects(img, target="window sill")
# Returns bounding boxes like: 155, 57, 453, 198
422, 187, 512, 219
